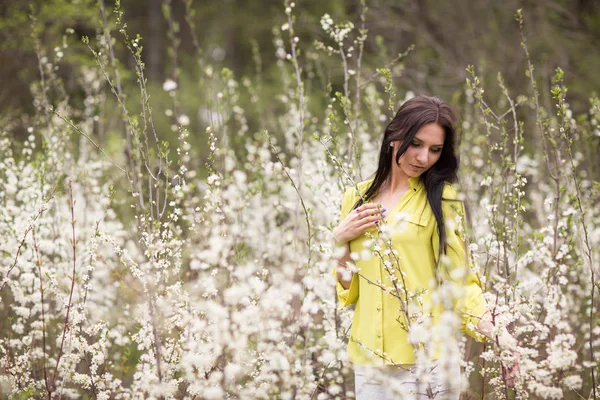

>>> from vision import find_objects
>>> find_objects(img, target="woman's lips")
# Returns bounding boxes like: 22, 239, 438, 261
410, 164, 425, 171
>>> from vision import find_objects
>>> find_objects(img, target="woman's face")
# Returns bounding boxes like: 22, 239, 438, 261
392, 122, 445, 178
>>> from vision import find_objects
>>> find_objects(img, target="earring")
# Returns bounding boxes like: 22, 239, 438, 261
389, 142, 394, 147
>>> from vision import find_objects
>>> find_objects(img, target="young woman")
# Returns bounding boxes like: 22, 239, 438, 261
333, 96, 520, 399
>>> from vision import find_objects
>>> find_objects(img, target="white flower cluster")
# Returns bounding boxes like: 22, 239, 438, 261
320, 13, 355, 44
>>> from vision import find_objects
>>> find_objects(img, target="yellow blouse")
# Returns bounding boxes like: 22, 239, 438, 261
334, 177, 487, 365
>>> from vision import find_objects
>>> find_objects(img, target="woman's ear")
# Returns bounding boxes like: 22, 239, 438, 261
390, 140, 402, 152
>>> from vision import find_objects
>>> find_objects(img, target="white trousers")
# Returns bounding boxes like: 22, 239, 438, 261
354, 363, 461, 400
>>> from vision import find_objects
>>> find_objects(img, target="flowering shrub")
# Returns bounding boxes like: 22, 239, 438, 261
0, 2, 598, 399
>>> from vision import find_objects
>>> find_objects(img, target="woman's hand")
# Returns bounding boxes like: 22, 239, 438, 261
333, 203, 385, 244
501, 350, 521, 388
477, 312, 521, 388
497, 331, 521, 388
334, 203, 384, 289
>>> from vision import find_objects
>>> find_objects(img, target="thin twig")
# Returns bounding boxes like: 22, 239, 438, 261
0, 195, 53, 292
32, 227, 51, 399
358, 46, 415, 89
52, 109, 127, 174
265, 130, 312, 268
52, 181, 78, 389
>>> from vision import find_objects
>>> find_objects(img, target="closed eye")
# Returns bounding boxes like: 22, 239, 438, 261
411, 142, 442, 153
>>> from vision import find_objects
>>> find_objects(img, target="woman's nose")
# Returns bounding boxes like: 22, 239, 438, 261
416, 149, 428, 164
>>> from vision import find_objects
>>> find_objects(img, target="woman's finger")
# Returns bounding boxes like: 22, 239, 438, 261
356, 203, 382, 211
502, 354, 520, 388
364, 207, 386, 216
502, 366, 515, 388
507, 377, 515, 388
354, 209, 384, 223
508, 368, 518, 387
354, 204, 384, 216
355, 205, 385, 217
357, 215, 384, 230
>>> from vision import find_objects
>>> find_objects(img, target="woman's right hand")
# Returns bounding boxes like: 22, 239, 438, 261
333, 203, 386, 244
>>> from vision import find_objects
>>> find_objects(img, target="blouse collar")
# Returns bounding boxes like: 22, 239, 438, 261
408, 176, 423, 192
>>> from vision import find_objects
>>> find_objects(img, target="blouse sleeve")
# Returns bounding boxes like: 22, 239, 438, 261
333, 186, 360, 309
432, 184, 488, 342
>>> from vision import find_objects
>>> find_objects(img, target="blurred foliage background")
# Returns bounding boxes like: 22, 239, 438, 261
2, 0, 600, 143
1, 0, 599, 195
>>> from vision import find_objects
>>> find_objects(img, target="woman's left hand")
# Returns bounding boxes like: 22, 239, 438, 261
501, 350, 520, 388
478, 313, 521, 388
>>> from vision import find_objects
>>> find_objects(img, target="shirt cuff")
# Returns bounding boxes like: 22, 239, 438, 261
335, 272, 359, 309
462, 300, 489, 342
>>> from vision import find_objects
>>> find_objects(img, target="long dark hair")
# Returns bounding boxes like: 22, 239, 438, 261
355, 95, 458, 258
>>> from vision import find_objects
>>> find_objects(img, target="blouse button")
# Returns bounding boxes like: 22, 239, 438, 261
376, 306, 381, 311
377, 334, 382, 338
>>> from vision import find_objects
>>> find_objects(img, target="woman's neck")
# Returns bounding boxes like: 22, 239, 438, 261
384, 167, 410, 196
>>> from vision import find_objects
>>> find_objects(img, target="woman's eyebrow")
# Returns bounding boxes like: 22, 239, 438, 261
413, 137, 444, 147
